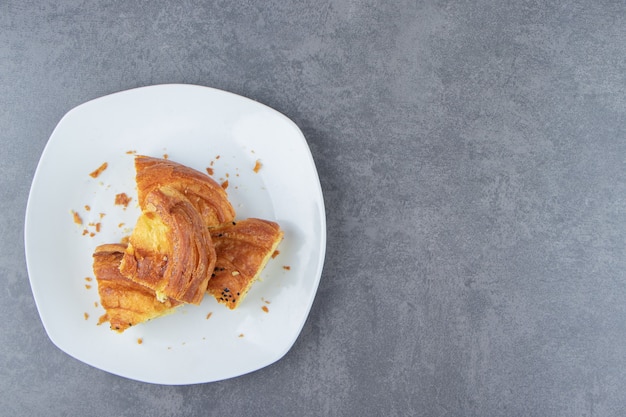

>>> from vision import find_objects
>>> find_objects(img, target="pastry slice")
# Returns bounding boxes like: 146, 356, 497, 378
119, 187, 215, 305
92, 243, 180, 333
134, 155, 235, 227
207, 218, 284, 309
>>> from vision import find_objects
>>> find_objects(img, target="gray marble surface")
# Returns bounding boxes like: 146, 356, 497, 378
2, 1, 626, 415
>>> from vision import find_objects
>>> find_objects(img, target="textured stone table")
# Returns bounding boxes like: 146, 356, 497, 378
2, 1, 626, 415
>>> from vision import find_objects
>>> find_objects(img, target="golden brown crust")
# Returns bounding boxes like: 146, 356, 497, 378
207, 218, 283, 309
134, 155, 235, 227
119, 187, 216, 305
92, 156, 282, 333
92, 244, 180, 333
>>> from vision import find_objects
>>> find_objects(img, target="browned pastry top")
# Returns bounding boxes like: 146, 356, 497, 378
119, 187, 216, 305
92, 243, 180, 333
134, 155, 235, 227
207, 218, 284, 309
92, 156, 282, 333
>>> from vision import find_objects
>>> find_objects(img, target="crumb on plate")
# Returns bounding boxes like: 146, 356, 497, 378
89, 162, 108, 178
71, 210, 83, 225
115, 192, 131, 208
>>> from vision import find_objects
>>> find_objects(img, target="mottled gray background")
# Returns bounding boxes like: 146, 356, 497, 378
2, 0, 626, 416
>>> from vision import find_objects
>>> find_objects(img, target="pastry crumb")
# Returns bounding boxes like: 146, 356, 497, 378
206, 312, 213, 320
253, 159, 262, 173
115, 193, 131, 208
137, 338, 143, 345
71, 210, 83, 225
89, 162, 108, 178
84, 312, 89, 320
283, 265, 291, 270
261, 306, 269, 313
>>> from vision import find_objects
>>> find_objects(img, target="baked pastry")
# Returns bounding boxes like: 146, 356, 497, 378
92, 243, 180, 333
134, 155, 235, 227
119, 155, 230, 305
119, 186, 216, 305
207, 218, 283, 309
92, 156, 282, 332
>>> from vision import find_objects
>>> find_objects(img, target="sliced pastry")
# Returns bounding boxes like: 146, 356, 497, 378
134, 155, 235, 227
119, 187, 215, 305
92, 243, 180, 333
207, 218, 283, 309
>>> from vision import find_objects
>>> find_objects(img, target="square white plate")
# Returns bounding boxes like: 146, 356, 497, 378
24, 84, 326, 385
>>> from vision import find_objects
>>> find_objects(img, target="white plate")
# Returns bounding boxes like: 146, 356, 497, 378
24, 84, 326, 385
